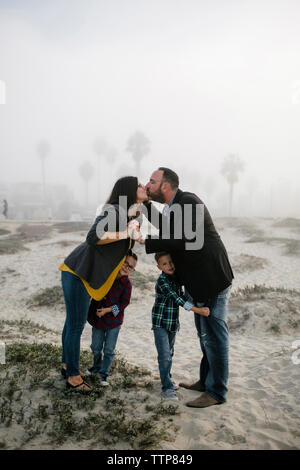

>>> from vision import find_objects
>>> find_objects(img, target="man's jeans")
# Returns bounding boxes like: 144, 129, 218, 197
61, 271, 91, 377
153, 327, 177, 392
90, 326, 121, 380
194, 285, 231, 403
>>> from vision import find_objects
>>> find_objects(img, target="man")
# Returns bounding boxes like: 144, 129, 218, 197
141, 167, 234, 408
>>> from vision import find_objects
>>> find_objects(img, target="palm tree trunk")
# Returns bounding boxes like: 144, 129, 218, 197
96, 156, 101, 204
229, 183, 234, 217
135, 159, 140, 178
41, 158, 46, 203
85, 181, 89, 207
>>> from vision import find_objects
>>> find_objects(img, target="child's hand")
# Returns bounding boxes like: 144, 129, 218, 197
194, 307, 210, 317
96, 308, 107, 318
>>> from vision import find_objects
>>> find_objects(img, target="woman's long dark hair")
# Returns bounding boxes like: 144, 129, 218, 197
105, 176, 138, 213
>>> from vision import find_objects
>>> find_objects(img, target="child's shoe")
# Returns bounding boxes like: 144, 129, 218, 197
171, 380, 179, 390
100, 380, 109, 387
100, 375, 109, 386
85, 367, 99, 376
162, 389, 178, 400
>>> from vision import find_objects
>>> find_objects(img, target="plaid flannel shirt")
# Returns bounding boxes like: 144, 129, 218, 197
152, 272, 193, 332
87, 276, 132, 330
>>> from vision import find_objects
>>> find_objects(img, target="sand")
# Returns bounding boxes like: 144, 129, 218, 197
0, 216, 299, 450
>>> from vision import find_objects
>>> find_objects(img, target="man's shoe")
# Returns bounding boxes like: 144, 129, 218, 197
179, 380, 205, 392
85, 368, 99, 376
186, 393, 221, 408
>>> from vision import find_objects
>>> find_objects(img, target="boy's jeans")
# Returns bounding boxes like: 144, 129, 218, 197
61, 271, 91, 377
194, 285, 231, 403
153, 327, 177, 392
90, 326, 121, 380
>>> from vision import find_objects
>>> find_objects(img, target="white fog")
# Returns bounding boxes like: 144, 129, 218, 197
0, 0, 300, 219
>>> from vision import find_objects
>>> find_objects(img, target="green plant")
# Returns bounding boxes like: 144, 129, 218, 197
26, 286, 64, 308
0, 343, 179, 449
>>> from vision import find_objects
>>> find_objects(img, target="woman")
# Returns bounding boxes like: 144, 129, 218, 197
59, 176, 148, 391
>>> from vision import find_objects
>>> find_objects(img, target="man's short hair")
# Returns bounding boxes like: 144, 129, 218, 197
158, 167, 179, 190
154, 251, 170, 263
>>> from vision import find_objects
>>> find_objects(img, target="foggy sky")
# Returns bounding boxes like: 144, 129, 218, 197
1, 0, 300, 217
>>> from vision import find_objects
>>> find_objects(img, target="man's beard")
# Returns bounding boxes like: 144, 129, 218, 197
147, 186, 165, 204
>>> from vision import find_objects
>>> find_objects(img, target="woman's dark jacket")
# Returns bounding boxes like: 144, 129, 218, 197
63, 205, 134, 290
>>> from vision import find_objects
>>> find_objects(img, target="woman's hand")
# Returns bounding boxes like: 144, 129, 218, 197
127, 219, 141, 240
128, 203, 141, 217
128, 220, 145, 244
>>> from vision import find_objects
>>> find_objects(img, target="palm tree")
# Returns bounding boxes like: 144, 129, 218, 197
126, 131, 150, 177
79, 161, 94, 208
37, 140, 50, 202
106, 146, 118, 165
221, 153, 244, 216
93, 138, 108, 203
105, 146, 118, 187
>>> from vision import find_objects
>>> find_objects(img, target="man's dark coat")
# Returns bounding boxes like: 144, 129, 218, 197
143, 189, 234, 302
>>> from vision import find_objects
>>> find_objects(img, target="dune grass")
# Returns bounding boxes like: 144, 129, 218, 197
26, 286, 64, 308
232, 254, 269, 273
0, 343, 179, 450
229, 285, 300, 334
130, 270, 157, 289
0, 238, 29, 255
51, 222, 91, 233
245, 235, 300, 256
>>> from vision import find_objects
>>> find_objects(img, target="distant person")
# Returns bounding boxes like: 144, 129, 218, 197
152, 251, 209, 401
59, 176, 148, 391
85, 250, 137, 386
140, 167, 234, 408
3, 199, 8, 219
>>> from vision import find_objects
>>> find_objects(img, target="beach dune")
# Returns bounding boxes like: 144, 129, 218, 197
0, 217, 299, 450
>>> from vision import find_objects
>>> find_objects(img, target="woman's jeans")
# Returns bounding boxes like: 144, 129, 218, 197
61, 271, 91, 377
153, 327, 177, 392
90, 326, 121, 380
194, 285, 231, 403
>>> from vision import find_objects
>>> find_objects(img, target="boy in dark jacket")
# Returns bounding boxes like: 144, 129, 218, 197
86, 250, 137, 386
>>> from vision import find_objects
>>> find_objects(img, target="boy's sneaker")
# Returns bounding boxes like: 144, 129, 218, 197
85, 368, 98, 376
171, 381, 179, 390
162, 389, 179, 401
100, 380, 109, 387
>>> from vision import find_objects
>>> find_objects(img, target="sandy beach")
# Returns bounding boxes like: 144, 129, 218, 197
0, 216, 299, 450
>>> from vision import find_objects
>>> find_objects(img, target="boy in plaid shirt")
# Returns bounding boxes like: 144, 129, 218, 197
152, 252, 210, 400
86, 250, 137, 386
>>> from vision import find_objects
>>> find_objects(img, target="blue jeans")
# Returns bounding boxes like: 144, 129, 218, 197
153, 327, 177, 392
61, 271, 91, 377
194, 285, 231, 403
90, 326, 121, 380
